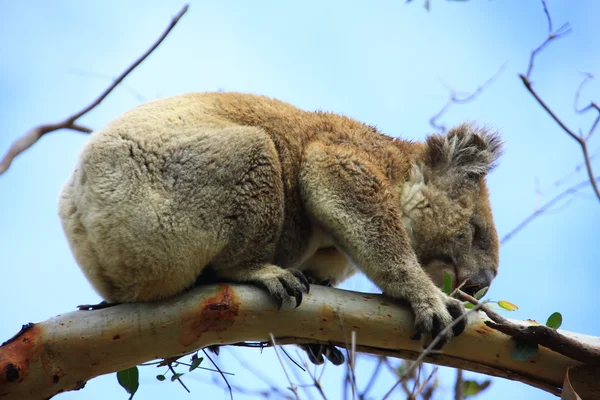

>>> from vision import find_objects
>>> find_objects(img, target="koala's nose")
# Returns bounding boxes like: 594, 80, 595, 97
462, 269, 495, 296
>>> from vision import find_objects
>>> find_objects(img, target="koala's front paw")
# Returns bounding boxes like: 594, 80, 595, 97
412, 293, 466, 350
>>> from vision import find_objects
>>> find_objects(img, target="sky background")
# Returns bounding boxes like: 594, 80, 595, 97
1, 0, 599, 399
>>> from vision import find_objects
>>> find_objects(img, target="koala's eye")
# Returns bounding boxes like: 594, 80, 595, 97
470, 222, 486, 250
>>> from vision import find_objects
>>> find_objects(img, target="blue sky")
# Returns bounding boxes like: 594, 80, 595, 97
1, 1, 599, 399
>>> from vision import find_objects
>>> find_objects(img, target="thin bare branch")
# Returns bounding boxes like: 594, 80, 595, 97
501, 177, 599, 244
270, 333, 301, 400
382, 303, 484, 399
202, 348, 233, 400
430, 63, 506, 132
412, 366, 438, 400
456, 291, 600, 367
520, 1, 599, 202
358, 356, 384, 400
0, 4, 189, 175
167, 363, 190, 393
454, 369, 464, 400
303, 359, 328, 400
525, 0, 572, 79
350, 331, 357, 400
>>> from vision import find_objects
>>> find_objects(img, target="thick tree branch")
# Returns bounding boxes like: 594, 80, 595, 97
2, 284, 599, 399
0, 4, 189, 176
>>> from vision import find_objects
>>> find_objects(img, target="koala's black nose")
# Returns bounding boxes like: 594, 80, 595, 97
462, 269, 495, 296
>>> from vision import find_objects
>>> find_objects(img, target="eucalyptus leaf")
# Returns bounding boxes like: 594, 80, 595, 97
190, 357, 204, 372
463, 379, 491, 397
443, 272, 452, 295
546, 312, 562, 329
171, 373, 184, 382
497, 300, 518, 311
473, 287, 488, 300
117, 367, 139, 400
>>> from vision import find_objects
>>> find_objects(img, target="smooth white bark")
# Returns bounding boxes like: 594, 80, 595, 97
1, 284, 597, 399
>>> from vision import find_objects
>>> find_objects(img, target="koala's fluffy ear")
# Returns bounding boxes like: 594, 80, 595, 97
425, 124, 503, 179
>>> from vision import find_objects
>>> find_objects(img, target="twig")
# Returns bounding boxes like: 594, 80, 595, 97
520, 0, 599, 202
167, 363, 190, 393
168, 360, 235, 375
409, 363, 423, 400
520, 75, 600, 201
456, 291, 600, 366
525, 0, 572, 79
573, 72, 600, 141
350, 331, 357, 400
358, 356, 384, 400
429, 63, 506, 132
454, 369, 464, 400
270, 333, 301, 400
281, 346, 306, 372
202, 348, 233, 400
501, 177, 599, 244
382, 303, 483, 400
411, 366, 438, 400
0, 4, 189, 175
229, 348, 290, 395
303, 359, 328, 400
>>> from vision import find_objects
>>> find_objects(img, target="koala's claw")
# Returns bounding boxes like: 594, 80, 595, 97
413, 296, 466, 350
292, 269, 311, 294
257, 269, 309, 309
77, 300, 119, 311
446, 299, 467, 337
300, 344, 345, 365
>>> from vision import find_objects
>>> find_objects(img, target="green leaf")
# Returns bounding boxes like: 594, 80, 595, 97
463, 379, 491, 398
546, 312, 562, 329
473, 287, 488, 300
156, 374, 166, 381
511, 340, 538, 362
443, 272, 452, 295
171, 373, 184, 382
464, 302, 476, 309
189, 357, 204, 372
117, 367, 139, 400
497, 300, 518, 311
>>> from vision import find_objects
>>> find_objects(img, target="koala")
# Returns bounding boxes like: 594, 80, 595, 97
59, 92, 501, 365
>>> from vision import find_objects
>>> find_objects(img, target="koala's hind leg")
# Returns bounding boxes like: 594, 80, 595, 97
204, 127, 309, 308
218, 264, 310, 309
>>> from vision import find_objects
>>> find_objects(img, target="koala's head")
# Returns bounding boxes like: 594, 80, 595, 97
401, 124, 503, 296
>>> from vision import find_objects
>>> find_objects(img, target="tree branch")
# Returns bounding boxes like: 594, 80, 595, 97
429, 63, 505, 132
520, 0, 600, 202
456, 291, 600, 367
0, 4, 189, 176
500, 177, 599, 244
2, 284, 599, 399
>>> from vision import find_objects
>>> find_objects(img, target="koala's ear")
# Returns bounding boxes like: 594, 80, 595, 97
425, 124, 503, 178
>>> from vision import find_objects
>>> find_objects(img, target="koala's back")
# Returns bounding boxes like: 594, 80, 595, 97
59, 92, 398, 303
